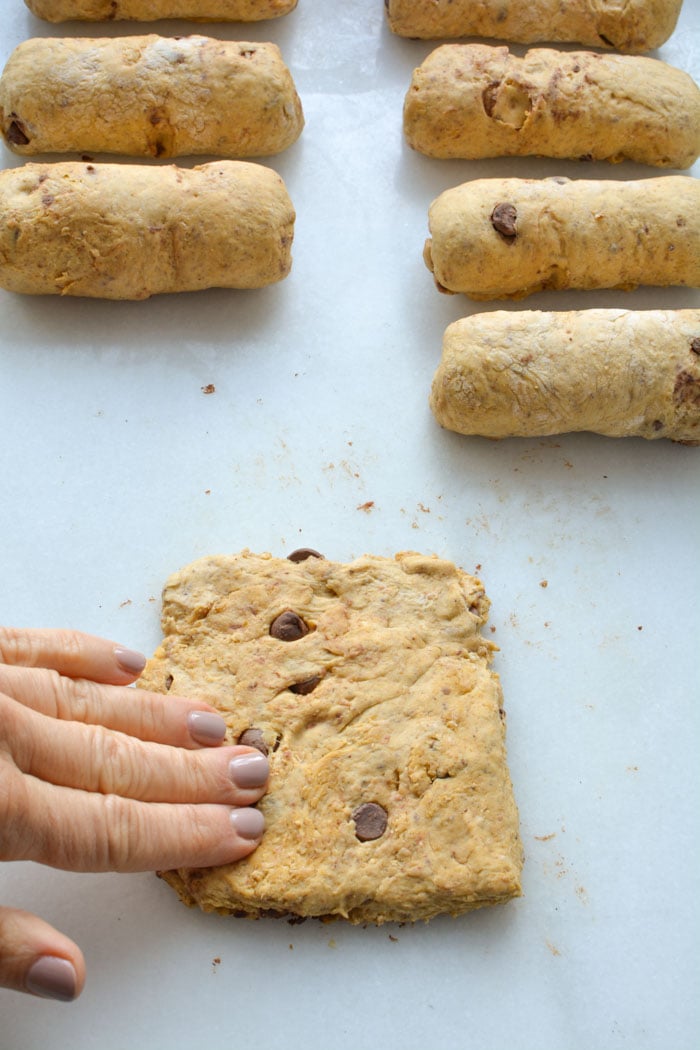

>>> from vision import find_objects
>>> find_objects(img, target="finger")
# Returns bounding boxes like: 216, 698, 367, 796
0, 663, 227, 749
2, 764, 265, 872
0, 906, 85, 1001
4, 697, 269, 806
0, 626, 146, 685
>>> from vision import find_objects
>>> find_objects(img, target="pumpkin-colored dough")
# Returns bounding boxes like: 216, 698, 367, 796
0, 160, 295, 299
386, 0, 682, 52
404, 45, 700, 168
430, 309, 700, 444
139, 550, 523, 923
424, 176, 700, 300
24, 0, 297, 23
0, 36, 303, 158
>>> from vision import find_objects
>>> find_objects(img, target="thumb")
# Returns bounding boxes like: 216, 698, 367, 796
0, 905, 85, 1001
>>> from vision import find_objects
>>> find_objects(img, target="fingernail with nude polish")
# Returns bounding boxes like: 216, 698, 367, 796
229, 752, 269, 789
26, 956, 78, 1002
114, 647, 147, 676
187, 710, 227, 746
230, 807, 265, 840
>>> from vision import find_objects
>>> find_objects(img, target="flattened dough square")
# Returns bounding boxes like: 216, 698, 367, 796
139, 550, 523, 923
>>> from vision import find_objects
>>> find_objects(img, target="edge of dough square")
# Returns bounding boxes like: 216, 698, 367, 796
139, 549, 523, 924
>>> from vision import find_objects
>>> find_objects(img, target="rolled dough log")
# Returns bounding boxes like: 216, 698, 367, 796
386, 0, 682, 52
24, 0, 297, 22
430, 309, 700, 443
424, 176, 700, 300
0, 36, 303, 158
0, 160, 295, 299
404, 45, 700, 169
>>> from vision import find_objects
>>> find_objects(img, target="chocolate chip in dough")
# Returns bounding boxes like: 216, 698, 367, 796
164, 674, 174, 691
690, 338, 700, 355
270, 610, 310, 641
289, 675, 322, 695
287, 548, 324, 562
673, 370, 700, 407
491, 203, 517, 240
237, 728, 269, 756
6, 118, 29, 146
352, 802, 388, 842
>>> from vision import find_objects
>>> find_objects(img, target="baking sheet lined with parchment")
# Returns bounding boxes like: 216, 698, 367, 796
0, 2, 698, 1048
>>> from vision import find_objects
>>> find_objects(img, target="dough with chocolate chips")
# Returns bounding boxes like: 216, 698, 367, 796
404, 45, 700, 169
424, 176, 700, 300
430, 309, 700, 444
24, 0, 297, 22
0, 36, 304, 159
0, 160, 294, 299
139, 550, 523, 923
385, 0, 682, 52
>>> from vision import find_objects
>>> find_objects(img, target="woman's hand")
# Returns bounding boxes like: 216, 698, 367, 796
0, 626, 269, 1002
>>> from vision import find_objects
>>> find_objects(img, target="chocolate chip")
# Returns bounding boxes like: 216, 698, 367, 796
289, 675, 322, 695
270, 610, 309, 641
352, 802, 388, 842
691, 338, 700, 355
673, 370, 700, 407
652, 420, 664, 431
164, 674, 174, 691
287, 548, 324, 562
237, 728, 269, 756
491, 203, 517, 240
6, 119, 29, 146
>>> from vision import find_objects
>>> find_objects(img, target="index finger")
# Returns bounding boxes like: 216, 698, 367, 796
0, 664, 227, 750
0, 627, 147, 685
